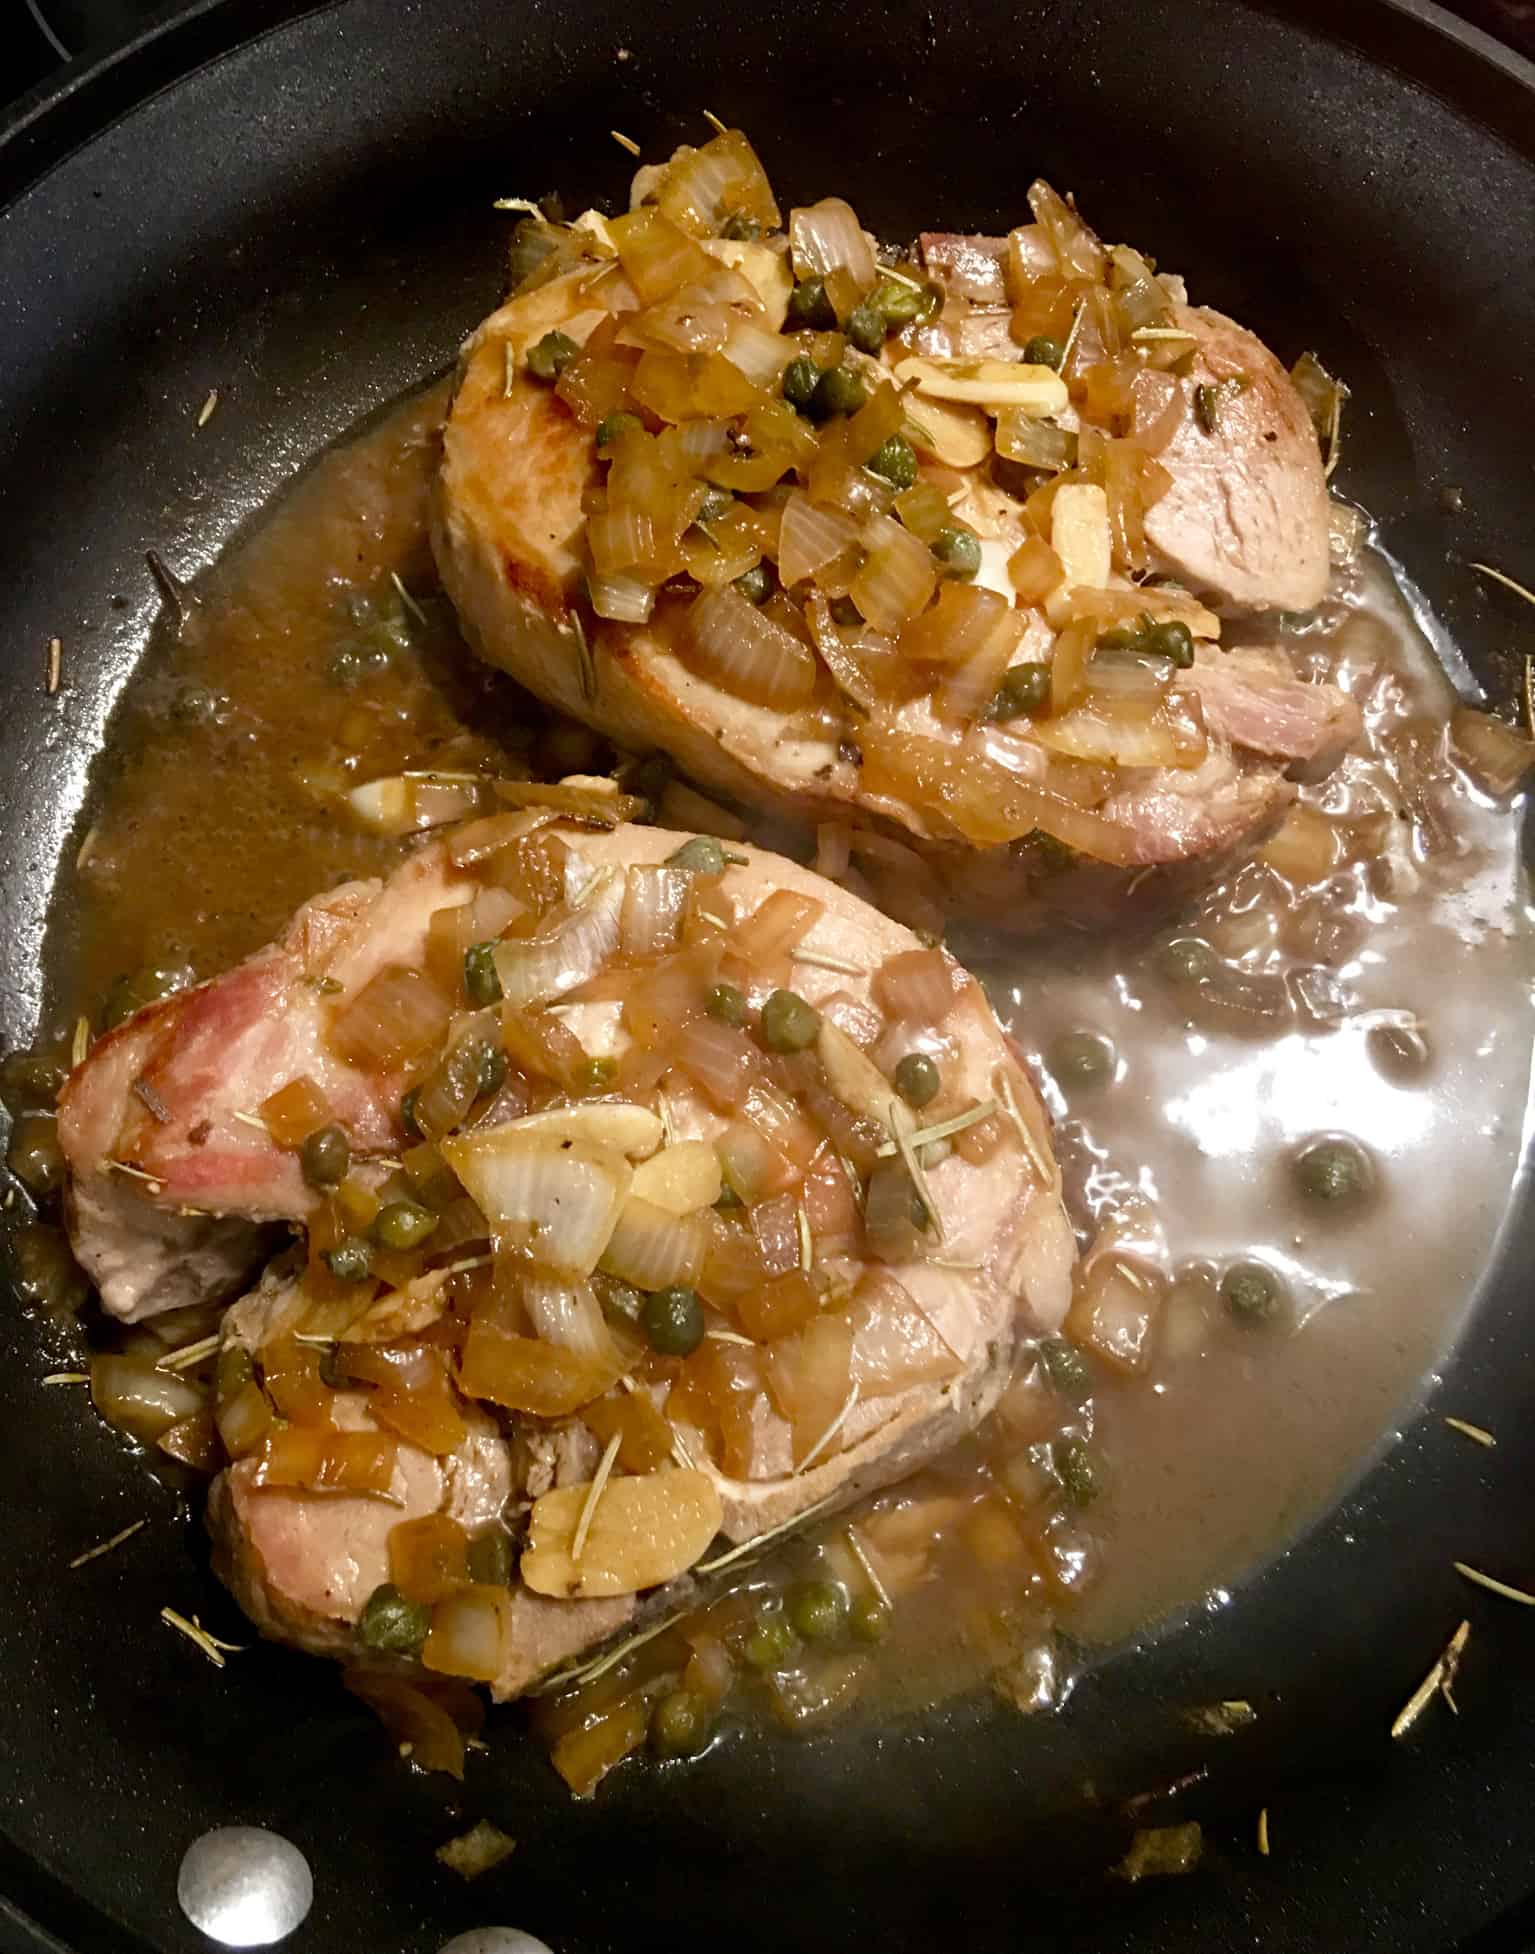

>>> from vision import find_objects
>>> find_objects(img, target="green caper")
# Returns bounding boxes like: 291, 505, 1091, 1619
696, 483, 735, 526
871, 276, 941, 329
760, 988, 819, 1053
721, 211, 762, 242
1221, 1260, 1284, 1325
101, 964, 192, 1032
642, 1284, 705, 1357
706, 983, 747, 1025
850, 1594, 893, 1643
667, 835, 727, 876
7, 1115, 64, 1199
299, 1123, 350, 1190
1095, 620, 1146, 653
786, 276, 836, 330
1293, 1135, 1373, 1206
324, 1236, 374, 1283
1159, 936, 1216, 985
931, 526, 981, 579
595, 410, 642, 451
744, 1611, 797, 1670
476, 1042, 509, 1098
1024, 335, 1064, 370
1049, 1031, 1115, 1089
0, 1051, 66, 1110
867, 433, 918, 489
399, 1085, 424, 1139
1037, 1335, 1092, 1400
894, 1051, 940, 1108
7, 1223, 89, 1314
1145, 618, 1195, 669
810, 365, 868, 421
215, 1341, 255, 1405
985, 662, 1051, 721
782, 356, 822, 413
463, 941, 503, 1008
466, 1527, 514, 1586
372, 1200, 438, 1252
787, 1579, 849, 1642
650, 1688, 712, 1758
734, 562, 776, 605
845, 301, 887, 356
359, 1582, 430, 1655
575, 1055, 618, 1093
526, 330, 578, 382
1052, 1438, 1101, 1507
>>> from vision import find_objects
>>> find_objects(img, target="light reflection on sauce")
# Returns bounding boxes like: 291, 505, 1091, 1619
42, 388, 1535, 1714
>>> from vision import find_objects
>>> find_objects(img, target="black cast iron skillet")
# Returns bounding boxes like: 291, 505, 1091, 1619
3, 2, 1535, 1949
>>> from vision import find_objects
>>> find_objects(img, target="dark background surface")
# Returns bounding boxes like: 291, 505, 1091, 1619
7, 0, 1535, 143
2, 3, 1535, 1954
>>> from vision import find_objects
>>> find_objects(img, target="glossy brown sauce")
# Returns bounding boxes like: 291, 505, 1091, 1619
39, 387, 1535, 1735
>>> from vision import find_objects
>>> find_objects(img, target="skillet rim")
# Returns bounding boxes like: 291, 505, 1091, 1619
1, 4, 1534, 1954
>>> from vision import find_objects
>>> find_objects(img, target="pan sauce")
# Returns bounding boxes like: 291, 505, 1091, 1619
33, 383, 1535, 1741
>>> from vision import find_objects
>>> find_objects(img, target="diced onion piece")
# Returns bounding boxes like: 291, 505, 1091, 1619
850, 1270, 964, 1396
1008, 536, 1064, 607
737, 1270, 820, 1341
459, 1319, 619, 1413
216, 1380, 274, 1459
749, 1191, 802, 1278
676, 1015, 764, 1111
995, 409, 1075, 472
872, 946, 959, 1026
851, 512, 939, 634
491, 869, 623, 1010
1067, 1254, 1166, 1373
860, 724, 1146, 859
657, 129, 780, 240
742, 1081, 821, 1172
328, 965, 453, 1072
525, 1469, 724, 1600
1451, 705, 1535, 798
347, 775, 489, 836
893, 354, 1068, 416
89, 1355, 206, 1444
491, 778, 645, 828
678, 585, 818, 709
582, 1387, 676, 1473
1104, 440, 1172, 573
764, 1313, 854, 1463
343, 1669, 471, 1781
1048, 482, 1112, 601
485, 1101, 663, 1159
722, 318, 795, 387
522, 1271, 620, 1366
716, 1119, 798, 1203
732, 888, 824, 963
252, 1427, 399, 1495
608, 207, 719, 304
1129, 369, 1184, 455
587, 571, 655, 624
1033, 694, 1207, 769
421, 1584, 514, 1683
863, 1156, 929, 1263
777, 491, 863, 590
900, 580, 1010, 667
621, 864, 690, 960
936, 606, 1023, 725
1027, 178, 1105, 280
388, 1512, 471, 1605
259, 1075, 333, 1148
789, 197, 878, 298
614, 287, 735, 356
440, 1130, 632, 1275
599, 1194, 709, 1290
630, 1139, 723, 1214
892, 480, 954, 545
370, 1380, 468, 1458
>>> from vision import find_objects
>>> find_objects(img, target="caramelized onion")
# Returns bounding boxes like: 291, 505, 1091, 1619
600, 1194, 710, 1290
777, 491, 862, 590
440, 1130, 632, 1275
678, 585, 818, 709
491, 869, 623, 1010
620, 864, 690, 960
789, 197, 878, 302
522, 1271, 620, 1366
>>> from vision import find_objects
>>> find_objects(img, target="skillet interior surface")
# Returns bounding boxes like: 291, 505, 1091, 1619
2, 2, 1535, 1949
